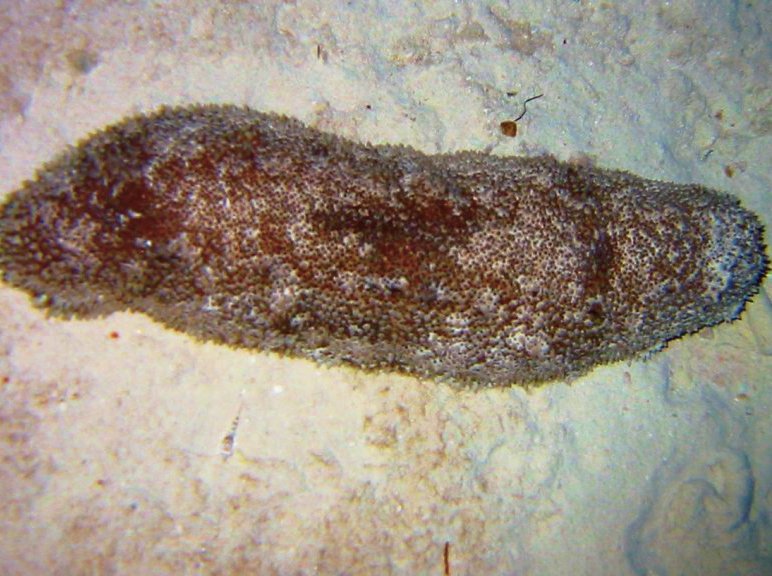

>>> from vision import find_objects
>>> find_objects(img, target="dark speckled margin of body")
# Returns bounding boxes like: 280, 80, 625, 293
0, 105, 767, 387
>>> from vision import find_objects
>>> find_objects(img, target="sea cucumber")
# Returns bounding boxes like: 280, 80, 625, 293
0, 105, 767, 387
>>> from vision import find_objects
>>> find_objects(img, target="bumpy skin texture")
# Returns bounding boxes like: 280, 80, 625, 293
0, 105, 767, 387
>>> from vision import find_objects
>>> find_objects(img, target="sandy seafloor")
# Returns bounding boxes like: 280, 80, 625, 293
0, 1, 770, 575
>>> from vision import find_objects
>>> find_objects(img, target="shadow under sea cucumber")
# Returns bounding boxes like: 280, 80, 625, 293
0, 104, 767, 387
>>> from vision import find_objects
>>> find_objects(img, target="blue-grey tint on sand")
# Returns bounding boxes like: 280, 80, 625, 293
0, 105, 766, 386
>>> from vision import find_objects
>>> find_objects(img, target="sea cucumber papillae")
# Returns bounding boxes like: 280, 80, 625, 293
0, 105, 767, 387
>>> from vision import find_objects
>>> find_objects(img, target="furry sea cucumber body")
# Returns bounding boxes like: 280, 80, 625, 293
0, 105, 766, 386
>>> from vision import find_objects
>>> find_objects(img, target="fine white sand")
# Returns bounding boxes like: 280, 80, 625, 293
0, 2, 770, 574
